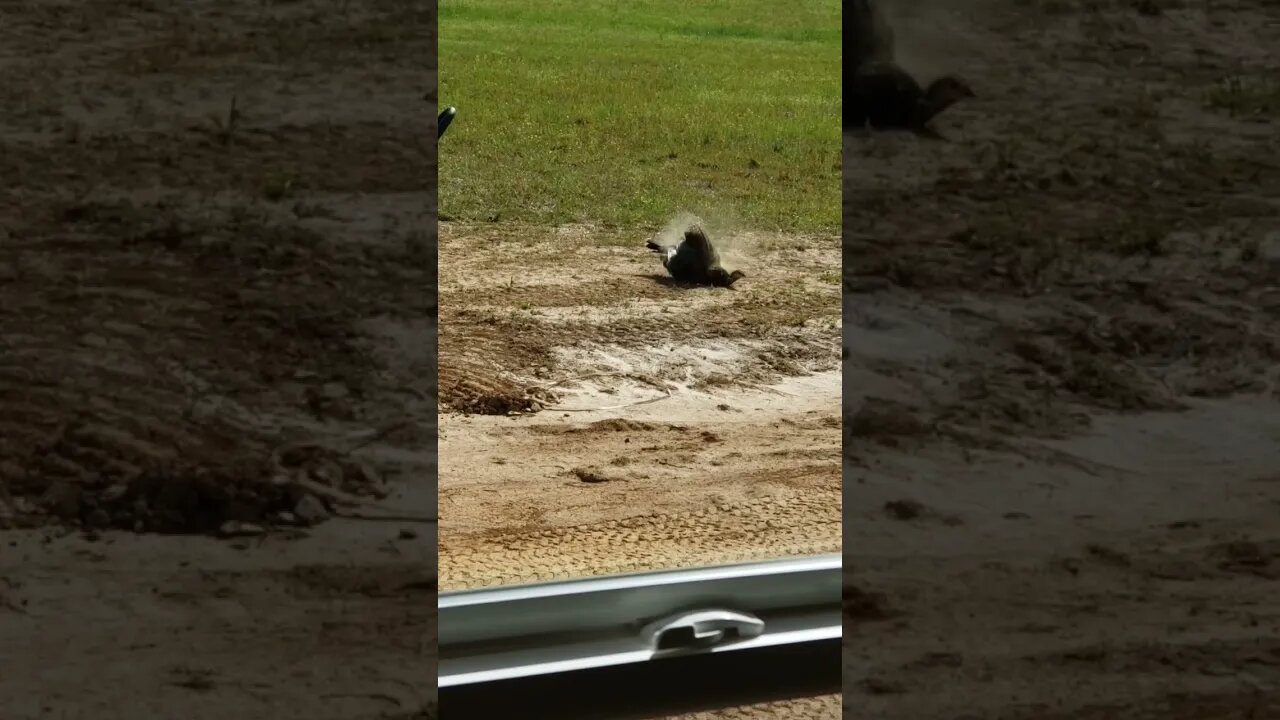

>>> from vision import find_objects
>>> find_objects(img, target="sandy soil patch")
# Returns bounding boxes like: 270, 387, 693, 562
438, 222, 841, 588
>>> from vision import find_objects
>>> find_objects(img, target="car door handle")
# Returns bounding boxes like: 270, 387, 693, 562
641, 609, 766, 651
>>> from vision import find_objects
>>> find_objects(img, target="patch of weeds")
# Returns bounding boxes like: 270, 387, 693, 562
1127, 89, 1165, 140
291, 200, 336, 219
1130, 0, 1178, 16
1207, 76, 1280, 119
226, 202, 268, 229
1238, 236, 1260, 263
261, 174, 296, 202
207, 95, 240, 144
132, 215, 195, 251
1112, 218, 1169, 257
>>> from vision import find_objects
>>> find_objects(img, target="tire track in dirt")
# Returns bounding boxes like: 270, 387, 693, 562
438, 223, 840, 594
439, 490, 841, 590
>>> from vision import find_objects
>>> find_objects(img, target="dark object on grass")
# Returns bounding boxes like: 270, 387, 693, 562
645, 225, 745, 288
846, 62, 975, 133
439, 106, 456, 138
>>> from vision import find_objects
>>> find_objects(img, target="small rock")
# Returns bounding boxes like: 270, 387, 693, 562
101, 483, 129, 503
40, 481, 84, 519
307, 459, 344, 486
78, 334, 109, 349
218, 520, 266, 538
320, 382, 349, 400
341, 459, 387, 497
1258, 232, 1280, 274
572, 468, 620, 484
859, 677, 905, 695
844, 585, 892, 621
849, 398, 928, 438
846, 275, 892, 293
84, 508, 111, 529
0, 460, 22, 480
293, 494, 330, 526
883, 499, 924, 521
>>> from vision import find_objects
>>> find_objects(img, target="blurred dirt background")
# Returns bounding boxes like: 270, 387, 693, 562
0, 1, 438, 717
845, 0, 1280, 718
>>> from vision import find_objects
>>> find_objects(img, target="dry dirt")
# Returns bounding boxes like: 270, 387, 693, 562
664, 695, 842, 719
846, 1, 1280, 718
437, 221, 842, 589
1, 0, 438, 717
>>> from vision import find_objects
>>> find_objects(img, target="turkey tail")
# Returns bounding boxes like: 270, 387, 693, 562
681, 225, 717, 269
438, 106, 456, 139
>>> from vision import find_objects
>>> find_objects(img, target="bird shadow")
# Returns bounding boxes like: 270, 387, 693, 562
633, 273, 732, 290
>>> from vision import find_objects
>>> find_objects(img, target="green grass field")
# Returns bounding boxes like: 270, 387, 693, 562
438, 0, 841, 233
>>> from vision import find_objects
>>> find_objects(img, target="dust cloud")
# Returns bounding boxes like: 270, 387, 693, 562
651, 210, 759, 274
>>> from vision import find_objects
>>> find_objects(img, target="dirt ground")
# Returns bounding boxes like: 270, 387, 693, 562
433, 221, 842, 713
845, 1, 1280, 718
1, 1, 437, 717
436, 221, 842, 589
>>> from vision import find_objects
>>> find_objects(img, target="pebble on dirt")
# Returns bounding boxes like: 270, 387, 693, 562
293, 493, 330, 526
217, 520, 266, 538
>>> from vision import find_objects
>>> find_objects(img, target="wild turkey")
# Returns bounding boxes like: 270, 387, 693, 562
846, 62, 974, 132
646, 225, 745, 288
844, 1, 975, 134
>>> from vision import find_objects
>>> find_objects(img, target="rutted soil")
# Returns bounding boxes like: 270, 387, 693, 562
845, 1, 1280, 718
441, 488, 840, 589
438, 222, 842, 589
